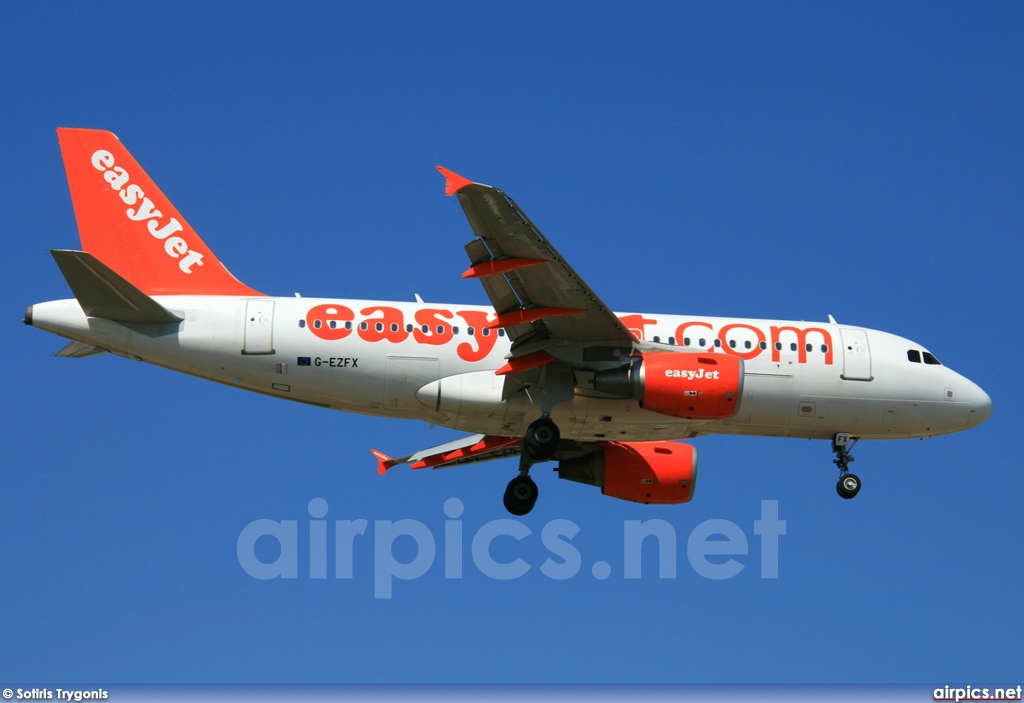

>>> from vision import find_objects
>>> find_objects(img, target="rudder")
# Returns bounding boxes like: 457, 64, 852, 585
57, 128, 262, 296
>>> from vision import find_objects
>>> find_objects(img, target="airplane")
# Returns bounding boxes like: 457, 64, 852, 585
25, 128, 992, 515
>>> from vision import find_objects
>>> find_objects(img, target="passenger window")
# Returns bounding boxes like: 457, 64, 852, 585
821, 344, 828, 353
653, 336, 661, 343
714, 339, 721, 347
468, 327, 475, 336
805, 343, 813, 352
923, 352, 942, 366
298, 319, 306, 328
699, 338, 706, 347
329, 321, 337, 329
729, 340, 736, 348
668, 337, 676, 345
775, 342, 782, 351
345, 321, 352, 330
453, 327, 459, 335
683, 337, 691, 346
760, 341, 767, 350
790, 343, 797, 351
907, 350, 921, 363
376, 323, 384, 332
405, 324, 413, 333
744, 341, 752, 349
360, 322, 368, 331
498, 329, 506, 337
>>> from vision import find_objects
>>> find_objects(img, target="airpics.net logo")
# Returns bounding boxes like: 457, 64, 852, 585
237, 499, 787, 598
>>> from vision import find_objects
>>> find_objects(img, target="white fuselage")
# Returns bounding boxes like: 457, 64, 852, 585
27, 295, 992, 443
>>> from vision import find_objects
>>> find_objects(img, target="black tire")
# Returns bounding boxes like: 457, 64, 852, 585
836, 473, 861, 499
523, 418, 560, 461
503, 476, 538, 516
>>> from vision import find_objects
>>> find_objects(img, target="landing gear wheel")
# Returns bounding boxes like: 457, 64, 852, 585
504, 476, 539, 516
523, 417, 560, 461
836, 473, 861, 499
831, 433, 861, 499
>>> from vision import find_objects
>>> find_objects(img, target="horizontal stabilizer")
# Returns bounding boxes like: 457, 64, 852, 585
51, 250, 183, 324
55, 341, 109, 358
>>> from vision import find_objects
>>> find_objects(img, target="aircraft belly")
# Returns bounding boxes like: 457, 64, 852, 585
485, 395, 693, 442
722, 372, 796, 432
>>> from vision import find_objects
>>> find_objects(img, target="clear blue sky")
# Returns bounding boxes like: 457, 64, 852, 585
2, 2, 1021, 684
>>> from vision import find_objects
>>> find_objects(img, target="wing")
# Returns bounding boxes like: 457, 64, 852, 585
438, 167, 635, 355
372, 434, 521, 473
372, 433, 600, 474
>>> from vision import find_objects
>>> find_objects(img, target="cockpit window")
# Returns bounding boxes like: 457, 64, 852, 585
922, 351, 942, 366
907, 350, 921, 363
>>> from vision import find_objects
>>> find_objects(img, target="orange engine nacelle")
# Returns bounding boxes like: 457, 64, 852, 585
593, 352, 744, 420
556, 441, 698, 504
641, 352, 743, 419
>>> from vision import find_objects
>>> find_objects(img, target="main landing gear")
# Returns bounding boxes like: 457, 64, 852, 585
523, 416, 560, 461
503, 416, 561, 516
503, 475, 538, 516
832, 432, 862, 499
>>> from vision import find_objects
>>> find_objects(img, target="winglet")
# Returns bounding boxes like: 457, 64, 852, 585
436, 166, 473, 196
371, 449, 397, 475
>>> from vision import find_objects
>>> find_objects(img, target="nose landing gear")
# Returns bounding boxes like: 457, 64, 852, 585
837, 472, 861, 499
832, 432, 861, 499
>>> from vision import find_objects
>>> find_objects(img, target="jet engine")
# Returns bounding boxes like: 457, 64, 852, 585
557, 441, 697, 504
592, 352, 743, 419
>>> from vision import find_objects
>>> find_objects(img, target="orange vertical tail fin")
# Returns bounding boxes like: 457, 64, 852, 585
56, 128, 262, 296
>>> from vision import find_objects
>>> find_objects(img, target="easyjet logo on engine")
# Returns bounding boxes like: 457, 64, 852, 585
665, 368, 721, 380
90, 150, 204, 274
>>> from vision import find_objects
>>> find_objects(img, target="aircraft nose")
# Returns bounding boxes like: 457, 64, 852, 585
967, 381, 992, 428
